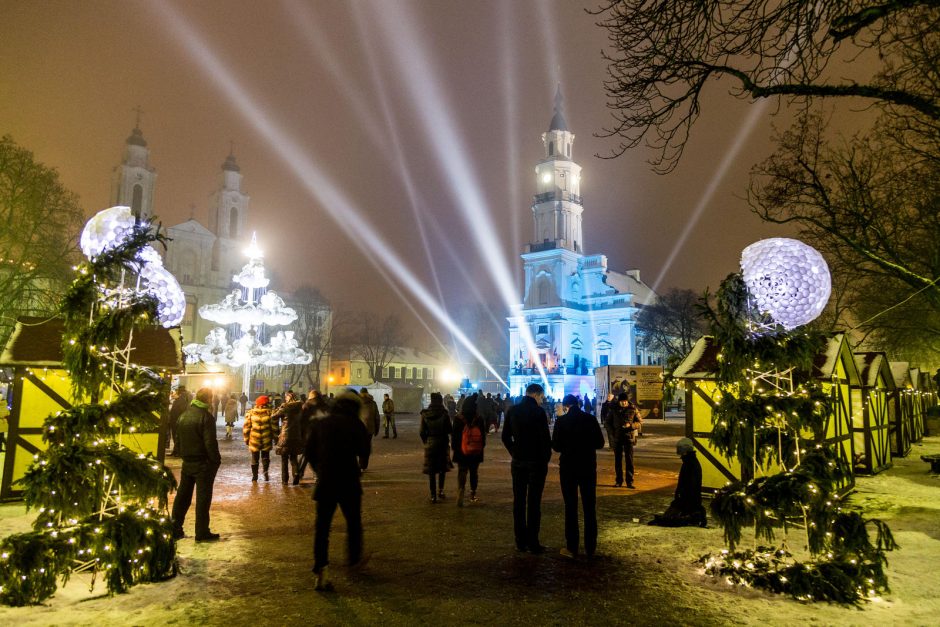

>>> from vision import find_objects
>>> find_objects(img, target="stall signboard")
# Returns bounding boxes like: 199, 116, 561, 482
595, 365, 665, 421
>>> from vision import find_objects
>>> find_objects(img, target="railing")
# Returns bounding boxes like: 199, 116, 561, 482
533, 191, 582, 205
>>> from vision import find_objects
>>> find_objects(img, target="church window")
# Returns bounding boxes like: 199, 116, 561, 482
600, 355, 609, 366
412, 367, 418, 379
537, 324, 548, 335
566, 142, 570, 157
131, 184, 143, 220
230, 208, 238, 238
538, 282, 549, 305
548, 141, 554, 156
183, 302, 195, 327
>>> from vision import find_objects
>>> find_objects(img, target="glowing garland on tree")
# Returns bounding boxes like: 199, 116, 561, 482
0, 206, 179, 606
697, 240, 896, 604
182, 233, 311, 391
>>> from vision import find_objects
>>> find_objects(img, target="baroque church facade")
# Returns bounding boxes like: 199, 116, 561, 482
507, 90, 658, 399
110, 124, 249, 351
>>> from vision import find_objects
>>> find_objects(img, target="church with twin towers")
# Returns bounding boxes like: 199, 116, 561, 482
507, 89, 659, 399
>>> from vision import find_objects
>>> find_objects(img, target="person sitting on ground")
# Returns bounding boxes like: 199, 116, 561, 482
648, 438, 707, 528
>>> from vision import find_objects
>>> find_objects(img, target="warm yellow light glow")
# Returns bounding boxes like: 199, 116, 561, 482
328, 375, 335, 383
541, 172, 552, 184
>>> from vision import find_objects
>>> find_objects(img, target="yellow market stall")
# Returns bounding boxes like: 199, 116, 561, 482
889, 362, 914, 457
0, 317, 182, 500
674, 333, 858, 493
850, 352, 893, 474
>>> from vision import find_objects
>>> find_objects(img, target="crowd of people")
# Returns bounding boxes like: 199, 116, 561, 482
166, 382, 704, 591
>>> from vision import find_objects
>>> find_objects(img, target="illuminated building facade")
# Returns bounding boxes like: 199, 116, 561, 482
507, 89, 658, 398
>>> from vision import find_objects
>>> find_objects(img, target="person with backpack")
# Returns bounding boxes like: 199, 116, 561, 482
451, 393, 486, 507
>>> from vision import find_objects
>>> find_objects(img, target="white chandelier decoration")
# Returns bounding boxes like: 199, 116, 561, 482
740, 237, 831, 331
182, 233, 311, 387
80, 206, 186, 328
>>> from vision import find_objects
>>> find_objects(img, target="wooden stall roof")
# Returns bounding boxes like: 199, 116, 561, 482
890, 362, 912, 388
853, 352, 896, 390
0, 317, 183, 372
673, 333, 858, 383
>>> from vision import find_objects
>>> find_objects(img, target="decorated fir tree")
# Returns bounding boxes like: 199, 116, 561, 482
0, 206, 183, 606
700, 239, 896, 603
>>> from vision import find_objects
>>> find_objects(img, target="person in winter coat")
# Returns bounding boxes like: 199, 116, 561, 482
306, 390, 372, 591
419, 392, 452, 503
272, 391, 306, 485
649, 438, 707, 527
243, 395, 274, 481
381, 393, 396, 439
238, 392, 249, 417
358, 389, 380, 470
502, 383, 552, 553
167, 386, 190, 456
298, 390, 330, 482
604, 393, 640, 488
552, 394, 605, 558
223, 394, 239, 440
171, 387, 222, 542
451, 393, 486, 507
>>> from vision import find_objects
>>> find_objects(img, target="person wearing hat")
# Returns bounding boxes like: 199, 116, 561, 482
171, 387, 222, 542
552, 393, 605, 558
306, 389, 372, 591
243, 395, 274, 482
648, 438, 706, 527
604, 392, 640, 488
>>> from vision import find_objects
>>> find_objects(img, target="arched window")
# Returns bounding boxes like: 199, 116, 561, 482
131, 184, 143, 220
548, 141, 554, 156
566, 143, 571, 157
229, 207, 238, 238
538, 282, 548, 304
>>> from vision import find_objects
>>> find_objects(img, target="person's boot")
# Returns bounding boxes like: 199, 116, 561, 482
469, 490, 478, 503
315, 566, 334, 592
263, 460, 270, 482
225, 425, 232, 440
457, 487, 465, 508
292, 474, 300, 486
251, 464, 259, 482
392, 428, 397, 439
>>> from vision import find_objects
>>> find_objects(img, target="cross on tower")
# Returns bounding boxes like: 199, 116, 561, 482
132, 105, 144, 129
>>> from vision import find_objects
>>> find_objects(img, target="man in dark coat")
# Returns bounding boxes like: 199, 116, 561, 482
604, 393, 640, 488
171, 387, 222, 542
272, 391, 305, 485
502, 382, 552, 553
552, 394, 605, 558
306, 390, 372, 591
167, 386, 190, 457
358, 388, 380, 470
649, 438, 707, 527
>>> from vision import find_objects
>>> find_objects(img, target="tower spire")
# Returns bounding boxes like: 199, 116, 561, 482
548, 84, 568, 132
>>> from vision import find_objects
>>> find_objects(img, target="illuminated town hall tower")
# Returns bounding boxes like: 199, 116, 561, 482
507, 88, 658, 398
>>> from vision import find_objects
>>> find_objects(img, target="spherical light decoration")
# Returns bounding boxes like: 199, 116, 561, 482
80, 206, 136, 259
139, 263, 186, 328
740, 237, 831, 330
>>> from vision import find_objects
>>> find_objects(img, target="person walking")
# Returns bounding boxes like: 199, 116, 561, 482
501, 382, 552, 553
243, 395, 274, 482
298, 390, 330, 482
604, 393, 640, 488
359, 388, 380, 469
171, 387, 222, 542
167, 386, 190, 457
273, 391, 305, 485
552, 394, 605, 558
223, 394, 239, 440
306, 390, 372, 591
238, 392, 249, 417
381, 393, 397, 439
419, 392, 452, 503
452, 394, 486, 507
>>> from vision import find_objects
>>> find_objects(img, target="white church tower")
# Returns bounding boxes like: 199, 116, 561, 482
111, 118, 156, 223
209, 151, 250, 273
508, 87, 659, 398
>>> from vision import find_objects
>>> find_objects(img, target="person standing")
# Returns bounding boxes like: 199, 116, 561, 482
306, 390, 372, 591
223, 394, 239, 440
604, 393, 640, 488
552, 394, 605, 558
381, 393, 397, 439
494, 393, 504, 432
419, 392, 452, 503
171, 387, 222, 542
243, 395, 274, 482
238, 391, 249, 417
501, 383, 552, 553
272, 391, 305, 485
358, 388, 380, 469
451, 394, 486, 506
167, 386, 190, 457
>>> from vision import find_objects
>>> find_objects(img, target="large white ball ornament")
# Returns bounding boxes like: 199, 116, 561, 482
740, 238, 831, 330
139, 263, 187, 328
80, 206, 137, 259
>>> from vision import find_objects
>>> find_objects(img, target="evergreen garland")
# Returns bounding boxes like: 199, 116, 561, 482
698, 273, 896, 604
0, 218, 178, 606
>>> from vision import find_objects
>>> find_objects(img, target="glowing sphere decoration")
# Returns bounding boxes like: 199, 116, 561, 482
740, 238, 831, 330
80, 205, 136, 259
139, 263, 187, 328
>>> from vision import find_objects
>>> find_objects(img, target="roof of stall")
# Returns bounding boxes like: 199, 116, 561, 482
0, 317, 183, 372
853, 352, 896, 389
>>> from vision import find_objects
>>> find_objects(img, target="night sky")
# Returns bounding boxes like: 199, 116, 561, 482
2, 0, 802, 351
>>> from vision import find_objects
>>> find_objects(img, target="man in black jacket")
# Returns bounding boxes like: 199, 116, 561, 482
171, 387, 222, 542
604, 392, 640, 488
552, 394, 605, 558
649, 438, 706, 527
502, 382, 552, 553
167, 386, 190, 457
306, 390, 372, 591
